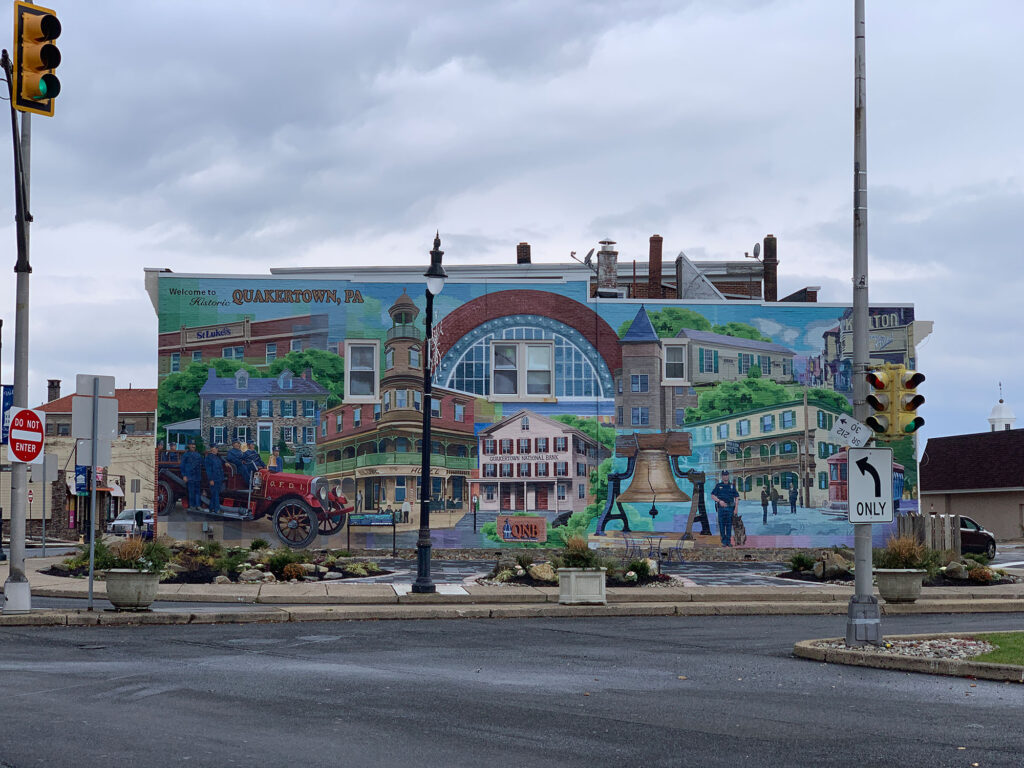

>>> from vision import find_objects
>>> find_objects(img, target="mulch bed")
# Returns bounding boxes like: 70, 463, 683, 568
776, 570, 1018, 587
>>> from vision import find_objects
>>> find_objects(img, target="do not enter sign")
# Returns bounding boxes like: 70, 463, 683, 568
8, 407, 45, 464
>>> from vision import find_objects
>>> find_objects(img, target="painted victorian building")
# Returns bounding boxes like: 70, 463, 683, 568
474, 410, 608, 516
317, 291, 476, 511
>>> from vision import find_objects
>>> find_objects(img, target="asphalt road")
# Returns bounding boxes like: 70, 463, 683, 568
1, 613, 1022, 767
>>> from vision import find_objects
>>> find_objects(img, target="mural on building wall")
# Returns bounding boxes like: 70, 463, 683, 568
154, 275, 920, 550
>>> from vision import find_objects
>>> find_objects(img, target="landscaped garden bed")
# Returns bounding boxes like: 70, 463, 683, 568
480, 536, 678, 588
46, 538, 393, 584
776, 538, 1019, 587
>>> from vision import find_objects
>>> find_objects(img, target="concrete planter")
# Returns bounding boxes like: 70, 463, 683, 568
557, 568, 607, 605
874, 568, 927, 604
104, 569, 160, 611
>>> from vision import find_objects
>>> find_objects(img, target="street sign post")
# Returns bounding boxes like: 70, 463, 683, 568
848, 446, 894, 524
8, 407, 45, 464
1, 384, 12, 443
75, 374, 116, 610
40, 453, 56, 556
27, 489, 32, 503
830, 413, 871, 449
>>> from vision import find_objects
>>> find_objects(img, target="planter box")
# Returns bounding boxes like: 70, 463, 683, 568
557, 568, 607, 605
104, 569, 160, 611
874, 568, 927, 604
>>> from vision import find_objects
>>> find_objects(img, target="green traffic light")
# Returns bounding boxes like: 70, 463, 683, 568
34, 74, 61, 101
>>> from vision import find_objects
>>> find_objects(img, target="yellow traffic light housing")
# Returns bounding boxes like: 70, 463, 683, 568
864, 367, 895, 436
12, 1, 61, 116
896, 368, 925, 434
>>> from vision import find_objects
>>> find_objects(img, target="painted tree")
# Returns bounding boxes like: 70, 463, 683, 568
551, 414, 616, 451
710, 321, 773, 343
157, 359, 260, 427
684, 377, 791, 422
267, 349, 346, 406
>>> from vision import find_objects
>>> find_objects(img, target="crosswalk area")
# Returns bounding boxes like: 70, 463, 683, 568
343, 559, 813, 588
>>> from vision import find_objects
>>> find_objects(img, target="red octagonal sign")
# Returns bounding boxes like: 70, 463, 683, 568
9, 407, 45, 464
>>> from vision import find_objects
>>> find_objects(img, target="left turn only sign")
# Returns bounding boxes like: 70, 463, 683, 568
8, 407, 45, 464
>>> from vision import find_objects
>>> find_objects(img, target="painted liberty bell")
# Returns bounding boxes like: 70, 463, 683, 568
597, 431, 710, 535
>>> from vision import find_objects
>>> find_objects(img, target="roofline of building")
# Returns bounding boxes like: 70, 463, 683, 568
684, 398, 850, 427
147, 266, 913, 312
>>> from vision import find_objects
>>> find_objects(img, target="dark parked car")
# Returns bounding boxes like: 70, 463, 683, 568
959, 516, 997, 559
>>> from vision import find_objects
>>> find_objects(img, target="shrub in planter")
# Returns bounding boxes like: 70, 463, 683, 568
873, 536, 925, 569
561, 536, 599, 569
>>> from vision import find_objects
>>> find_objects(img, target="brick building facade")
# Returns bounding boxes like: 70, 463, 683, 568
158, 313, 329, 378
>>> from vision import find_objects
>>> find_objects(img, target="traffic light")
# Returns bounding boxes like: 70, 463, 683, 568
12, 1, 61, 117
896, 369, 925, 434
864, 366, 896, 435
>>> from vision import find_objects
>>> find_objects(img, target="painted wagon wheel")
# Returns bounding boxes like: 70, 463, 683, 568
318, 509, 347, 536
272, 499, 318, 548
156, 480, 174, 515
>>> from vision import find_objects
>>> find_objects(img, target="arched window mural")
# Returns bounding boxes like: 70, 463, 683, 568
438, 315, 613, 400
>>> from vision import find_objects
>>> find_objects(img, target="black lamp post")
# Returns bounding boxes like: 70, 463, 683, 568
412, 232, 447, 594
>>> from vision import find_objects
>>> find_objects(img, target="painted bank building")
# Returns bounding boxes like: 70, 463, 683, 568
147, 235, 924, 550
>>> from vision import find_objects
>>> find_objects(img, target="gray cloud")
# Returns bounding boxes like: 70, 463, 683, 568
0, 0, 1019, 450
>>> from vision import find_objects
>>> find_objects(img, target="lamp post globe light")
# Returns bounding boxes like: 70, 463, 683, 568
412, 232, 447, 594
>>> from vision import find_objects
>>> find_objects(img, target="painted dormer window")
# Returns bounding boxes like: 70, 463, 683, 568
235, 369, 249, 390
279, 370, 294, 390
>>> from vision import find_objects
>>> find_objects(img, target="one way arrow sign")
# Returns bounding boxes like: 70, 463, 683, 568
847, 447, 894, 524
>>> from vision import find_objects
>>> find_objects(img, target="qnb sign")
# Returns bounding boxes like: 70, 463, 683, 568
497, 515, 547, 543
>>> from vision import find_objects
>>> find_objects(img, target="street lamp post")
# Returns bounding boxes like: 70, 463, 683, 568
412, 232, 447, 594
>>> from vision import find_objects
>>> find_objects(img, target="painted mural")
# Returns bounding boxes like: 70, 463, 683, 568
154, 274, 921, 551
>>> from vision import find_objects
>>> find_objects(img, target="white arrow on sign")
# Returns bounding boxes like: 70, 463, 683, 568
830, 413, 871, 448
848, 446, 894, 524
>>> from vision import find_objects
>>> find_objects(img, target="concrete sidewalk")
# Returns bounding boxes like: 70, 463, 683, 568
2, 556, 1024, 626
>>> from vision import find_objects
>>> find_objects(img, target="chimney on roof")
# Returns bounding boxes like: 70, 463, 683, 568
303, 367, 313, 380
208, 367, 217, 381
648, 234, 663, 298
596, 240, 618, 296
47, 379, 61, 402
763, 234, 778, 302
516, 242, 531, 264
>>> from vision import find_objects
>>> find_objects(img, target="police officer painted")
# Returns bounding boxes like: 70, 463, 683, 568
180, 441, 204, 510
710, 469, 740, 547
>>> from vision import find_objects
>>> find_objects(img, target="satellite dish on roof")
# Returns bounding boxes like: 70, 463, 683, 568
583, 248, 595, 270
753, 242, 761, 259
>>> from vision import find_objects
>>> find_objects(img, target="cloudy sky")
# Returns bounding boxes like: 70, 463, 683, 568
0, 0, 1020, 446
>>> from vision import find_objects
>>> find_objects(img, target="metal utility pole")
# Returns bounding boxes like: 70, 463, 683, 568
846, 0, 882, 646
1, 50, 33, 613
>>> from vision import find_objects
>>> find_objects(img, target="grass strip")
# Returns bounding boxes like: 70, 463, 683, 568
970, 632, 1024, 666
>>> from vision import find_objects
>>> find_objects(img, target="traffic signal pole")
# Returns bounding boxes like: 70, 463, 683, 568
1, 50, 33, 613
846, 0, 881, 646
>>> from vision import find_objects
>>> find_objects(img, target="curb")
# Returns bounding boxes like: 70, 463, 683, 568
3, 598, 1024, 627
793, 632, 1024, 683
